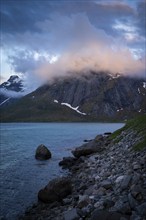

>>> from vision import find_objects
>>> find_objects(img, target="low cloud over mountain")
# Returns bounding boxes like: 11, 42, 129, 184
1, 0, 145, 89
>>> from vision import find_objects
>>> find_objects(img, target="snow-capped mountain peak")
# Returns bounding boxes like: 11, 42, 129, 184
0, 75, 23, 92
0, 75, 24, 106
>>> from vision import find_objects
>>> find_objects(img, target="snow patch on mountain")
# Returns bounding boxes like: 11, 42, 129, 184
143, 82, 146, 89
54, 99, 86, 115
109, 73, 121, 80
117, 108, 123, 112
0, 98, 10, 106
61, 102, 86, 115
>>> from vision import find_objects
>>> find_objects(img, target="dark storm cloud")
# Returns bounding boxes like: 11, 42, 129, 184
136, 1, 146, 37
1, 0, 135, 36
1, 0, 52, 33
1, 0, 145, 48
1, 0, 145, 88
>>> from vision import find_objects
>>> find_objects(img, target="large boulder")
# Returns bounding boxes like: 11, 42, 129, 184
59, 157, 77, 169
38, 177, 72, 203
72, 139, 105, 158
35, 144, 52, 160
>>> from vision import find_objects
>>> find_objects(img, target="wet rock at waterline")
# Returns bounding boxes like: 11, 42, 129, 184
35, 144, 52, 160
38, 177, 72, 203
72, 139, 105, 158
59, 157, 77, 169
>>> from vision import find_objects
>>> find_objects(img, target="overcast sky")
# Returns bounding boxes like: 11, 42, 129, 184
1, 0, 146, 88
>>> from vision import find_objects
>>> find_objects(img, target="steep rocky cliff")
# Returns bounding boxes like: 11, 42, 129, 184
1, 72, 146, 121
39, 72, 146, 118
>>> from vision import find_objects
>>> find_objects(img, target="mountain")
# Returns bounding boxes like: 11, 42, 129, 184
1, 72, 146, 122
0, 75, 24, 107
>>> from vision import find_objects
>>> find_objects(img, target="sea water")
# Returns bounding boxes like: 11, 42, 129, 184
0, 122, 124, 219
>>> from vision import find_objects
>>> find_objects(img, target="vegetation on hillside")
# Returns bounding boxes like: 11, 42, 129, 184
109, 115, 146, 150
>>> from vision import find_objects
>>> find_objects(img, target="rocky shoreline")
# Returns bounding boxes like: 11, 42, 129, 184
19, 127, 146, 220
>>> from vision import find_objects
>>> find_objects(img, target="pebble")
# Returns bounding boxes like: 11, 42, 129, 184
100, 180, 112, 189
115, 175, 124, 184
121, 175, 132, 190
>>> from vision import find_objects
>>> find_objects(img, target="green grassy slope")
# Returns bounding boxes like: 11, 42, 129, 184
0, 93, 96, 122
109, 115, 146, 150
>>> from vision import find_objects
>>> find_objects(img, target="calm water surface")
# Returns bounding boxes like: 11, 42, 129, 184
0, 123, 124, 219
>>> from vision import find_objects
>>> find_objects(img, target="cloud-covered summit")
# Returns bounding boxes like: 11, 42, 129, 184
1, 0, 146, 89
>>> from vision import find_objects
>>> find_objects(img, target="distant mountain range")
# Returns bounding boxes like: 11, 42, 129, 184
0, 72, 146, 122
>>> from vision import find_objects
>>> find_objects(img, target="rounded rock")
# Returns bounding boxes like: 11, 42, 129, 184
35, 144, 52, 160
38, 177, 72, 203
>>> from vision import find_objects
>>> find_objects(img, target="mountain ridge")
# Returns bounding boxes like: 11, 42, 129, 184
0, 75, 24, 107
0, 72, 146, 122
